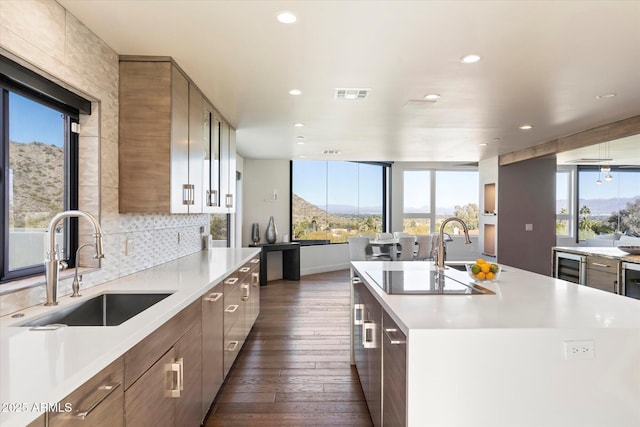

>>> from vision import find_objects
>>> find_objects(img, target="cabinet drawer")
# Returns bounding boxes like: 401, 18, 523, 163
586, 255, 618, 273
223, 284, 241, 336
49, 357, 124, 427
223, 319, 244, 377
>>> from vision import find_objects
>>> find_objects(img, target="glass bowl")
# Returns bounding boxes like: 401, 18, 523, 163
466, 262, 501, 283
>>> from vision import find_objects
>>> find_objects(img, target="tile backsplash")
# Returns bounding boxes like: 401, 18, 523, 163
0, 1, 209, 316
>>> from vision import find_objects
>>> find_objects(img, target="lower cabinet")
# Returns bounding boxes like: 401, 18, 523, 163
382, 311, 407, 427
123, 299, 202, 427
586, 255, 619, 293
201, 287, 224, 420
49, 357, 124, 427
353, 272, 408, 427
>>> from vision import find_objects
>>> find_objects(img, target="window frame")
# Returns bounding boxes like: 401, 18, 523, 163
289, 160, 390, 245
555, 166, 576, 239
0, 75, 80, 283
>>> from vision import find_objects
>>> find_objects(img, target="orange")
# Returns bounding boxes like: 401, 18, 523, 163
476, 272, 486, 280
486, 272, 495, 280
476, 258, 486, 265
480, 263, 491, 274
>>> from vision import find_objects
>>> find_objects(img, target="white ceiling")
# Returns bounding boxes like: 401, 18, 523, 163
58, 0, 640, 163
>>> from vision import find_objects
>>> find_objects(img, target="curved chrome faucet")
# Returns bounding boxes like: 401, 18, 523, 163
436, 217, 471, 270
45, 210, 105, 306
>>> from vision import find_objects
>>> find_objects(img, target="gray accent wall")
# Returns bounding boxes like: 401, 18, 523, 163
498, 156, 557, 276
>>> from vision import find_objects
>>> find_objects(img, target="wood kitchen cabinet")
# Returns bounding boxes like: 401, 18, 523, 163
586, 255, 619, 293
353, 278, 382, 427
123, 300, 202, 427
25, 415, 46, 427
201, 286, 224, 420
119, 56, 235, 214
382, 311, 407, 427
49, 357, 124, 427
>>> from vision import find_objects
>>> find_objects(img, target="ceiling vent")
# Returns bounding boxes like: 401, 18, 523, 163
566, 158, 613, 164
335, 88, 370, 100
322, 149, 341, 155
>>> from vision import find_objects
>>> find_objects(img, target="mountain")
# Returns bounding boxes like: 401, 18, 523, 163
576, 196, 639, 215
9, 140, 64, 228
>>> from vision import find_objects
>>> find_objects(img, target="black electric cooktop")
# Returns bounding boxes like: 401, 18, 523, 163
365, 270, 493, 295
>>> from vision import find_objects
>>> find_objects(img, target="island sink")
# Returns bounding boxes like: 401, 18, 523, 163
20, 292, 174, 328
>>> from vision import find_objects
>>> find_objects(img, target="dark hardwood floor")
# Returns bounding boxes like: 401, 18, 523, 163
204, 269, 373, 426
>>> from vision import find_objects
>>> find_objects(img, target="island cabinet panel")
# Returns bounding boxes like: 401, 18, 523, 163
25, 415, 46, 427
382, 311, 407, 427
49, 357, 124, 427
586, 255, 619, 293
201, 286, 224, 420
123, 300, 202, 427
353, 281, 382, 427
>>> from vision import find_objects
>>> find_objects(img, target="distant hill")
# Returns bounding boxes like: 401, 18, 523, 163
573, 196, 639, 216
9, 140, 63, 228
292, 193, 346, 224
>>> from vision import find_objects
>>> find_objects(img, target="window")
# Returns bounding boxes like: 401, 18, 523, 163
556, 168, 574, 237
1, 57, 85, 283
403, 169, 479, 235
291, 161, 387, 243
577, 166, 640, 240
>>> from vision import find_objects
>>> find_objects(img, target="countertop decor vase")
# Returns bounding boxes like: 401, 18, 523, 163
265, 216, 278, 244
251, 223, 260, 244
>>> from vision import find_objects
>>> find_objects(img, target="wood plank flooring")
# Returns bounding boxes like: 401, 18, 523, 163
204, 270, 373, 427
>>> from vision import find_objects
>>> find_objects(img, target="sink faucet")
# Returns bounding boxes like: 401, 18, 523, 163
45, 210, 105, 306
435, 217, 471, 270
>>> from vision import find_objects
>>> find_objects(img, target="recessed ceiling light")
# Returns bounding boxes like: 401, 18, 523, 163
519, 124, 533, 130
461, 54, 481, 64
276, 11, 296, 24
289, 89, 302, 96
479, 143, 488, 147
299, 155, 306, 158
424, 94, 440, 102
297, 142, 305, 145
293, 123, 304, 127
596, 93, 616, 99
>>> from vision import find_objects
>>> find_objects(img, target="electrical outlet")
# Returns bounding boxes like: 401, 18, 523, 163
178, 232, 182, 244
564, 340, 594, 360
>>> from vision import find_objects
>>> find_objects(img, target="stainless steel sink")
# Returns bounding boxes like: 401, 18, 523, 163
20, 292, 173, 328
444, 262, 469, 272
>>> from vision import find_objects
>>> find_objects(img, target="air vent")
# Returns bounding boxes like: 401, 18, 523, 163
566, 158, 613, 164
322, 150, 341, 155
335, 88, 370, 100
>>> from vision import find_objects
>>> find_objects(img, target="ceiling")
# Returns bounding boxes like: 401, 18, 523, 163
58, 0, 640, 163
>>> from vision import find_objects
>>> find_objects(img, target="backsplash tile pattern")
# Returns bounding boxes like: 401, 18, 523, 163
0, 0, 211, 316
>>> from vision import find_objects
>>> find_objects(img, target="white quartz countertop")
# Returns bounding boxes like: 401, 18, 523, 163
0, 247, 260, 427
351, 260, 640, 335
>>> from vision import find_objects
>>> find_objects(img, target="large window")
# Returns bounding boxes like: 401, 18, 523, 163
577, 166, 640, 240
403, 169, 479, 235
1, 59, 83, 282
291, 161, 387, 243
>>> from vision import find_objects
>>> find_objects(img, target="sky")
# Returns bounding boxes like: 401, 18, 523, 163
9, 92, 64, 147
578, 170, 639, 200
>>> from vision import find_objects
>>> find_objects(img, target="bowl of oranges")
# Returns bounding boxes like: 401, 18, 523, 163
466, 259, 500, 283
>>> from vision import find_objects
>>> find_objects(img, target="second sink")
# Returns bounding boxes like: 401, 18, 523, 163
21, 292, 173, 327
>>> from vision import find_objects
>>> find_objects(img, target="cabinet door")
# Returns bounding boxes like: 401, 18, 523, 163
362, 288, 382, 427
170, 65, 190, 213
174, 324, 202, 427
226, 126, 237, 213
202, 289, 224, 419
124, 348, 176, 427
586, 268, 617, 293
382, 311, 406, 427
249, 268, 260, 327
220, 120, 236, 213
202, 105, 221, 212
188, 84, 204, 213
49, 358, 124, 427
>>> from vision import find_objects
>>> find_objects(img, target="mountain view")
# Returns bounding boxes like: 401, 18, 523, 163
9, 140, 64, 229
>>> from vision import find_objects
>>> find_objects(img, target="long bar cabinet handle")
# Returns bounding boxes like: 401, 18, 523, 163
225, 194, 233, 208
241, 283, 250, 301
74, 382, 122, 419
354, 304, 364, 325
591, 262, 611, 268
383, 327, 406, 345
363, 321, 377, 349
166, 361, 182, 398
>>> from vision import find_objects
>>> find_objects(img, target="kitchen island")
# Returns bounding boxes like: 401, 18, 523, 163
0, 247, 260, 427
350, 260, 640, 427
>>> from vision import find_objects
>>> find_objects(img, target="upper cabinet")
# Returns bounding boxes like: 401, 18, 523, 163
119, 57, 236, 214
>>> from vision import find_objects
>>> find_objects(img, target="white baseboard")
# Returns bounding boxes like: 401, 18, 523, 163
301, 262, 350, 277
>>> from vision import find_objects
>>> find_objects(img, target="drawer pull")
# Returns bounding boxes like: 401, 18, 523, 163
225, 304, 239, 313
225, 341, 239, 352
74, 382, 121, 419
354, 304, 364, 326
241, 283, 250, 301
250, 258, 260, 264
591, 262, 610, 268
166, 360, 183, 398
225, 194, 233, 208
204, 292, 222, 302
224, 277, 238, 285
251, 272, 259, 284
383, 327, 406, 345
239, 267, 251, 273
363, 321, 377, 349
